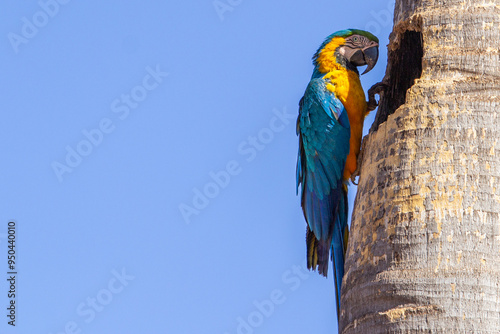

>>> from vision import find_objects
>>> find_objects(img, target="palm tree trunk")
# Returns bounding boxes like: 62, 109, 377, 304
341, 0, 500, 332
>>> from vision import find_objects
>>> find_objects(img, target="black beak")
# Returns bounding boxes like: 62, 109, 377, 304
361, 45, 379, 75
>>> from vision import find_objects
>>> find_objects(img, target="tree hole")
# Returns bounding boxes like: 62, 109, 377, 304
371, 30, 423, 132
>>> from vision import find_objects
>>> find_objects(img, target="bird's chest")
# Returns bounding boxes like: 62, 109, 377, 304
324, 70, 367, 123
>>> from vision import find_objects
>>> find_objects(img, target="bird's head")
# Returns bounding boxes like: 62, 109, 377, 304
313, 29, 379, 75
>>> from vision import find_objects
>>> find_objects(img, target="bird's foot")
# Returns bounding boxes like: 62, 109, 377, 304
352, 81, 388, 185
366, 81, 389, 113
350, 137, 368, 185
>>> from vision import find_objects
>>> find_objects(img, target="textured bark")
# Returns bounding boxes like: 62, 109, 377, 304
341, 0, 500, 333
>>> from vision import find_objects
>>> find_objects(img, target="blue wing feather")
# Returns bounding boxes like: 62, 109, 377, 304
296, 77, 350, 317
297, 78, 350, 238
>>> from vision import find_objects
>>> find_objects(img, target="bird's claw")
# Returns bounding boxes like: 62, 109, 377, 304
366, 81, 389, 113
350, 151, 363, 185
350, 168, 360, 185
350, 136, 369, 186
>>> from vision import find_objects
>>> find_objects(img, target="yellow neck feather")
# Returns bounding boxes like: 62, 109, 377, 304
316, 37, 346, 73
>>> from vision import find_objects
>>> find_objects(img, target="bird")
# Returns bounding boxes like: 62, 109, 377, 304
296, 29, 379, 320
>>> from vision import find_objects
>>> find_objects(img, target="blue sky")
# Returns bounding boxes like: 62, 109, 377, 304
1, 1, 393, 333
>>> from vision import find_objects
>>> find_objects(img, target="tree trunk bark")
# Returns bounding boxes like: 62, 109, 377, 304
341, 0, 500, 333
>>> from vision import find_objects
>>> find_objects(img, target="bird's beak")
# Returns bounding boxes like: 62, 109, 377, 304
361, 44, 379, 75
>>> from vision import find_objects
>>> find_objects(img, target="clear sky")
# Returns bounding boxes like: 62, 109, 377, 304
1, 1, 393, 333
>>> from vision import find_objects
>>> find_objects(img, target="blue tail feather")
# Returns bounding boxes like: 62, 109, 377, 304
331, 184, 348, 319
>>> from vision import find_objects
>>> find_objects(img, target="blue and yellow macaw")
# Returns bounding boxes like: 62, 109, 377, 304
296, 29, 379, 318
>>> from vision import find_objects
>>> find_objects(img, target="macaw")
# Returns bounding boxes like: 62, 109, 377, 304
296, 29, 379, 318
